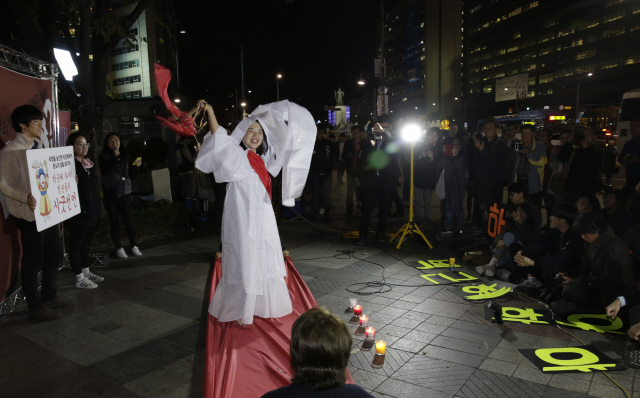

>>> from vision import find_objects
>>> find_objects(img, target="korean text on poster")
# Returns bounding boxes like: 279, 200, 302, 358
26, 146, 80, 231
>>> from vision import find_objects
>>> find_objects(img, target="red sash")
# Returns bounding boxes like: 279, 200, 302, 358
247, 151, 272, 200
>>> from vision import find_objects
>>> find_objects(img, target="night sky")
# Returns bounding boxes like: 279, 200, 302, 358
175, 0, 378, 114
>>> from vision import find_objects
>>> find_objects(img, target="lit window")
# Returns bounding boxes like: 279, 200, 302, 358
601, 60, 619, 69
576, 49, 596, 60
483, 85, 493, 93
604, 10, 626, 23
539, 73, 553, 83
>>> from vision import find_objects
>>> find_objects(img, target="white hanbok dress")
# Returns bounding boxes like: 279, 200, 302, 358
196, 101, 315, 325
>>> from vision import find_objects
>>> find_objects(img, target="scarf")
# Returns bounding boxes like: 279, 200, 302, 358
247, 151, 272, 201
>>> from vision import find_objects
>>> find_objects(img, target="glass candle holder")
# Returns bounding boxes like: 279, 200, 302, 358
375, 340, 387, 355
365, 326, 376, 340
349, 298, 358, 308
353, 305, 362, 316
359, 315, 369, 327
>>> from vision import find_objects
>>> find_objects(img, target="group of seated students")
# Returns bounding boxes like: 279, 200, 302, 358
475, 180, 640, 366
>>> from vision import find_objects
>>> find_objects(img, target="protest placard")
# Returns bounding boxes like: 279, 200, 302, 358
26, 146, 80, 231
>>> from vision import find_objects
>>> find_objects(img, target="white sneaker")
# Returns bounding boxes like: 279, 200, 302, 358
76, 277, 98, 289
475, 265, 486, 276
85, 272, 104, 282
132, 246, 142, 257
116, 248, 128, 259
485, 264, 496, 277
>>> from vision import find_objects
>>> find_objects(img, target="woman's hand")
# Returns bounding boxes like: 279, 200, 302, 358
113, 148, 120, 157
133, 158, 142, 167
426, 150, 434, 160
198, 99, 219, 133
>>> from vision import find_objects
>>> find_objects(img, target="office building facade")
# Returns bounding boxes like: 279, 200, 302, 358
464, 0, 640, 125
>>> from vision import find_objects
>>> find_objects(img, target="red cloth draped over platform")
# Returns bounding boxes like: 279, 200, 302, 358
204, 256, 352, 398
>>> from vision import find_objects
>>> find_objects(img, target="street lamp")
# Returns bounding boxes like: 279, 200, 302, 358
390, 124, 433, 249
576, 73, 594, 123
276, 74, 282, 101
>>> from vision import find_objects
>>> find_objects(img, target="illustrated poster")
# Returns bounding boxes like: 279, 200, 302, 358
26, 146, 80, 231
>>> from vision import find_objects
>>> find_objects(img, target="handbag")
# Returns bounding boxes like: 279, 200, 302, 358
436, 169, 446, 200
548, 148, 576, 194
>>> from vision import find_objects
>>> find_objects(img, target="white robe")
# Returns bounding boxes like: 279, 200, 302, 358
195, 101, 315, 325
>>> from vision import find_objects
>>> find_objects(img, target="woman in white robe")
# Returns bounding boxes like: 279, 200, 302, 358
195, 100, 315, 326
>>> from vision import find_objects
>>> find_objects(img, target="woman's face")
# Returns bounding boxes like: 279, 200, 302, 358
73, 136, 89, 158
576, 197, 592, 214
515, 206, 528, 224
107, 135, 120, 151
243, 121, 264, 152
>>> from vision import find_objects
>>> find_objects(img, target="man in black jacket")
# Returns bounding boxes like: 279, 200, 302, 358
511, 203, 583, 286
472, 118, 507, 232
356, 119, 402, 244
309, 126, 333, 222
344, 126, 365, 216
553, 212, 634, 314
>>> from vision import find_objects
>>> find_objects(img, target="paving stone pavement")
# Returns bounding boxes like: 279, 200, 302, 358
0, 181, 635, 397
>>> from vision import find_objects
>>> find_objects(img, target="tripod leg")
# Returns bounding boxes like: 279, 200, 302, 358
395, 225, 411, 249
412, 223, 433, 249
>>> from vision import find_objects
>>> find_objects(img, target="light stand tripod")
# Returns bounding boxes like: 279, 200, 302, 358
390, 126, 433, 250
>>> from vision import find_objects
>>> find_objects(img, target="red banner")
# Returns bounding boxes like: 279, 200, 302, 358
0, 64, 57, 302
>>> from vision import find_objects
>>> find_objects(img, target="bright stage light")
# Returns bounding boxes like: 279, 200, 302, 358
53, 48, 78, 81
401, 124, 422, 143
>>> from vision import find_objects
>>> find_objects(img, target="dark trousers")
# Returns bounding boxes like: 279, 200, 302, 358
311, 173, 332, 216
389, 188, 404, 215
466, 183, 474, 218
14, 218, 63, 312
360, 176, 394, 237
104, 195, 137, 248
473, 183, 504, 230
345, 171, 361, 211
335, 162, 346, 184
67, 221, 96, 275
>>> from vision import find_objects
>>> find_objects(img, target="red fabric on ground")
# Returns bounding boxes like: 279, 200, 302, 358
204, 256, 353, 398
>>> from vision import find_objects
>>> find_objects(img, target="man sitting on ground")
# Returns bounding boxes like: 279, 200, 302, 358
552, 212, 634, 314
511, 203, 583, 288
605, 291, 640, 368
261, 307, 373, 397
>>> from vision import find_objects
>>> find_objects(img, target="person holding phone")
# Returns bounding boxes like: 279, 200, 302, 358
98, 132, 142, 259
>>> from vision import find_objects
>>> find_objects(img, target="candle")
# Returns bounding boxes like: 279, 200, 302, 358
359, 315, 369, 326
353, 305, 362, 316
365, 326, 376, 340
349, 298, 358, 308
375, 340, 387, 355
449, 257, 456, 272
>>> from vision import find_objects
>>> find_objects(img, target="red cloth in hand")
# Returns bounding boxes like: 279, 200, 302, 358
204, 256, 352, 398
154, 63, 196, 137
247, 151, 272, 201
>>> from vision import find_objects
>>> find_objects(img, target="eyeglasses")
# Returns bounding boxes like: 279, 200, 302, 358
74, 143, 90, 148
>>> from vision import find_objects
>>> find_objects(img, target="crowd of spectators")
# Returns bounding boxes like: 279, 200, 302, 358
305, 114, 640, 367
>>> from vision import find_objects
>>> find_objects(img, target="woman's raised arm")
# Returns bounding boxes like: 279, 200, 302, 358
197, 100, 220, 133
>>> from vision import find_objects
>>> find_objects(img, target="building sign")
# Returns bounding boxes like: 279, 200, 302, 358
495, 73, 528, 102
26, 146, 80, 231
